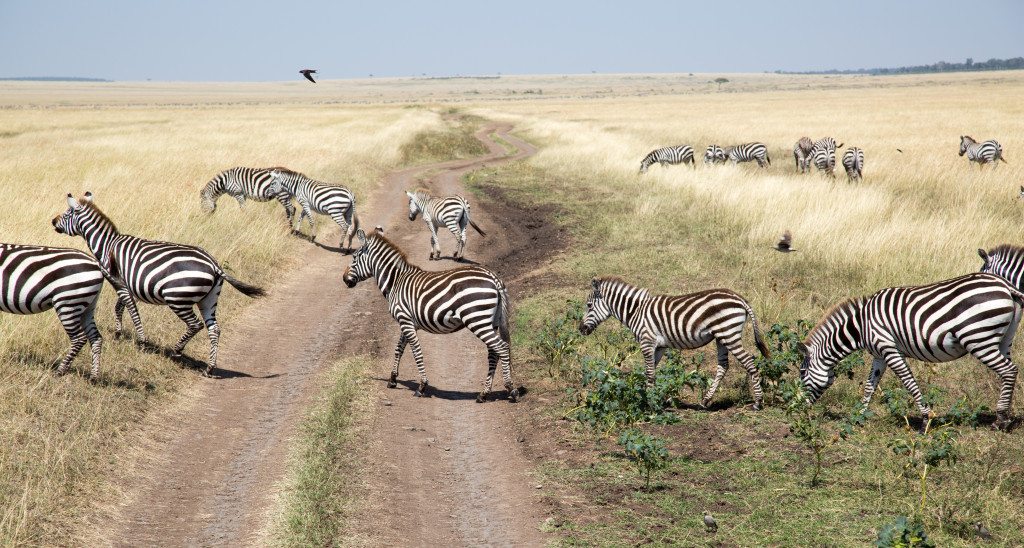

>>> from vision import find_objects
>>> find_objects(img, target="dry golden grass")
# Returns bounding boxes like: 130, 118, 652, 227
0, 89, 446, 545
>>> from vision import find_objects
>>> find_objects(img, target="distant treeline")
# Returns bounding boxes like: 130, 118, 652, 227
0, 76, 111, 82
778, 57, 1024, 76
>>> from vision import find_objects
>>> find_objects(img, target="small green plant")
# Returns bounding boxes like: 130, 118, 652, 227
617, 428, 669, 490
875, 515, 935, 548
888, 417, 959, 517
654, 351, 710, 408
943, 397, 988, 427
780, 378, 833, 486
756, 321, 811, 404
535, 300, 585, 379
570, 357, 677, 431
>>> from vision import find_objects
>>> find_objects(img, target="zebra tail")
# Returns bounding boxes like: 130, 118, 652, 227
465, 208, 487, 237
493, 278, 510, 342
222, 272, 267, 298
742, 300, 771, 359
765, 152, 771, 166
97, 250, 129, 291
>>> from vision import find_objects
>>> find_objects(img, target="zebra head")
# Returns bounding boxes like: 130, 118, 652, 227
406, 190, 425, 221
959, 135, 974, 156
342, 229, 371, 288
579, 278, 612, 335
52, 192, 92, 236
797, 298, 864, 402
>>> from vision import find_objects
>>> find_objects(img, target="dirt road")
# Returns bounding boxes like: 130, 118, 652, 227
105, 121, 551, 546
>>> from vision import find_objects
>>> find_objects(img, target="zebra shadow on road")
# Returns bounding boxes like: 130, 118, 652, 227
290, 231, 354, 255
127, 339, 277, 380
378, 377, 526, 402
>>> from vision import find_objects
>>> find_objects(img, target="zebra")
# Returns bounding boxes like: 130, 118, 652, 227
703, 144, 727, 165
639, 145, 695, 173
578, 277, 771, 410
52, 192, 266, 376
793, 137, 814, 173
796, 272, 1024, 428
959, 135, 1006, 167
342, 227, 516, 402
267, 168, 359, 249
809, 137, 842, 178
406, 189, 486, 261
0, 243, 136, 379
724, 142, 770, 168
199, 166, 296, 224
842, 147, 864, 181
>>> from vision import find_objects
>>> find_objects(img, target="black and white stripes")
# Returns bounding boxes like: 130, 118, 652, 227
578, 277, 771, 410
959, 135, 1006, 167
809, 137, 842, 177
406, 189, 485, 261
793, 137, 814, 173
199, 166, 295, 224
342, 228, 516, 402
798, 273, 1024, 427
269, 168, 359, 249
639, 145, 695, 173
53, 192, 265, 376
724, 142, 770, 167
842, 147, 864, 181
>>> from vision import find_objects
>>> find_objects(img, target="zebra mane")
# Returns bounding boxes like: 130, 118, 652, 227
806, 297, 865, 343
273, 167, 307, 179
595, 276, 650, 300
79, 199, 119, 232
985, 244, 1024, 262
411, 188, 432, 201
367, 231, 413, 265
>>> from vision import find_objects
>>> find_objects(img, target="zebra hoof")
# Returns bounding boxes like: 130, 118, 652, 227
387, 380, 397, 388
414, 381, 429, 397
476, 392, 487, 403
994, 413, 1012, 431
751, 402, 763, 411
699, 399, 711, 409
508, 388, 520, 403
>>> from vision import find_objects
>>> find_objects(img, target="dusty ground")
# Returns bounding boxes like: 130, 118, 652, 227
103, 122, 561, 546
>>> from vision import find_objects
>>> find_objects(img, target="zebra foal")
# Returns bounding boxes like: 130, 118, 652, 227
342, 228, 517, 402
268, 168, 359, 249
959, 136, 1006, 168
199, 166, 295, 224
639, 145, 695, 173
406, 189, 485, 261
53, 192, 265, 376
0, 244, 134, 378
578, 277, 770, 410
797, 272, 1024, 428
793, 137, 814, 173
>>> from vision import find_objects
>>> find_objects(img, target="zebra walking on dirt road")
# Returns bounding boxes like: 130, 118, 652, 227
406, 189, 485, 261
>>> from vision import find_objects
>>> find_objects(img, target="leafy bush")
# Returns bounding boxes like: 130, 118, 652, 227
780, 378, 833, 486
943, 397, 988, 427
875, 516, 935, 548
756, 321, 811, 403
535, 300, 586, 379
617, 428, 669, 490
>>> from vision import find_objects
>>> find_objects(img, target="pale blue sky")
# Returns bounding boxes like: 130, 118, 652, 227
1, 0, 1020, 81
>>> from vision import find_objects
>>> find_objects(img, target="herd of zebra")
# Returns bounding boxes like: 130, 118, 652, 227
639, 134, 1007, 181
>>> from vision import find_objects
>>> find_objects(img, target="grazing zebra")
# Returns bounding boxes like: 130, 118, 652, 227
342, 228, 516, 402
0, 244, 135, 378
268, 168, 359, 249
199, 166, 296, 224
578, 277, 771, 410
959, 136, 1006, 167
797, 272, 1024, 428
842, 147, 864, 181
52, 192, 266, 376
406, 189, 486, 261
703, 145, 727, 165
724, 142, 770, 168
639, 145, 695, 173
793, 137, 814, 173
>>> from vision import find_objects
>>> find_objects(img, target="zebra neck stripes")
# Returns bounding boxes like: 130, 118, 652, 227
979, 245, 1024, 291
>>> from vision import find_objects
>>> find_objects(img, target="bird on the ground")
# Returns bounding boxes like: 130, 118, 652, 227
975, 521, 992, 540
774, 230, 796, 252
299, 69, 317, 83
703, 511, 718, 533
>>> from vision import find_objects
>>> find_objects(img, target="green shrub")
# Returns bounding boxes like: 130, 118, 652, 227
875, 516, 935, 548
535, 300, 586, 379
617, 428, 669, 490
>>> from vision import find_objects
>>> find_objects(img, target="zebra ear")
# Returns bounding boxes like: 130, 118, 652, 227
978, 248, 990, 265
794, 341, 808, 357
356, 229, 367, 245
374, 225, 384, 234
84, 192, 93, 203
66, 194, 77, 209
405, 191, 414, 198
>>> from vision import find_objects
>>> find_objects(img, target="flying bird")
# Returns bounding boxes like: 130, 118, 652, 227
896, 148, 903, 153
703, 511, 718, 533
774, 230, 796, 252
299, 69, 317, 83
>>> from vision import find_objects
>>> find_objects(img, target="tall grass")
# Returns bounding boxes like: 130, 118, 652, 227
0, 97, 444, 545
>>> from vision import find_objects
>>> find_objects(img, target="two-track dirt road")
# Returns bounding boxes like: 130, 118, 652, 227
106, 121, 551, 546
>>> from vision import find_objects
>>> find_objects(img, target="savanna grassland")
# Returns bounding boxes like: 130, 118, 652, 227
0, 84, 455, 545
464, 71, 1024, 546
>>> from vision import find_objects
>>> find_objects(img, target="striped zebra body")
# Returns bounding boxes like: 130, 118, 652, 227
53, 193, 265, 375
724, 142, 770, 168
406, 190, 485, 261
809, 137, 841, 177
703, 145, 727, 165
268, 168, 359, 249
639, 145, 695, 173
199, 166, 295, 224
0, 244, 132, 378
799, 272, 1024, 426
959, 135, 1006, 167
579, 277, 771, 410
342, 228, 516, 402
842, 147, 864, 181
793, 137, 814, 173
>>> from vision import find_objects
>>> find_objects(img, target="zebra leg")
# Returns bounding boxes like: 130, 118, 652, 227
306, 208, 317, 242
390, 333, 407, 388
82, 301, 103, 380
638, 336, 659, 387
725, 339, 764, 410
198, 283, 223, 377
881, 350, 931, 419
115, 291, 145, 343
330, 212, 350, 250
861, 356, 888, 406
54, 304, 88, 375
702, 341, 730, 408
468, 319, 516, 402
276, 193, 295, 226
968, 343, 1018, 429
169, 304, 204, 359
428, 222, 441, 260
478, 348, 499, 403
446, 217, 465, 259
399, 323, 429, 396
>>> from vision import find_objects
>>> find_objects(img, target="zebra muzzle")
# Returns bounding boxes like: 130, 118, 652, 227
342, 268, 358, 288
